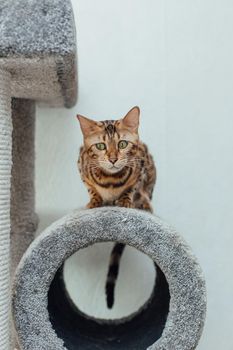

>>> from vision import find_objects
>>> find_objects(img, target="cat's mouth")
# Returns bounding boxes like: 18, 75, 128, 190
102, 164, 123, 174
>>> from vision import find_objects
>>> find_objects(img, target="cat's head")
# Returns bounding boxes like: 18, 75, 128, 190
77, 106, 140, 174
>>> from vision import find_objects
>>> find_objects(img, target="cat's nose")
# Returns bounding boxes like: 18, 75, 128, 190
109, 158, 117, 164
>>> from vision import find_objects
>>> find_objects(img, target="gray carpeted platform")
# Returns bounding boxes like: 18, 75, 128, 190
13, 207, 207, 350
0, 0, 77, 107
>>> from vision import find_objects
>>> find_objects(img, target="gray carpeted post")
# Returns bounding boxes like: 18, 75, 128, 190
0, 69, 12, 350
10, 99, 38, 276
0, 0, 77, 348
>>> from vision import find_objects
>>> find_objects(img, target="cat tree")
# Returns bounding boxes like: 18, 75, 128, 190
0, 0, 77, 349
13, 208, 206, 350
0, 1, 206, 349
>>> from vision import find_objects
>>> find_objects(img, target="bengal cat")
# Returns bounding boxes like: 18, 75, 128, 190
77, 106, 156, 308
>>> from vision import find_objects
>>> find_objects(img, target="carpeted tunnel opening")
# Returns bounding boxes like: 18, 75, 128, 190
48, 264, 170, 350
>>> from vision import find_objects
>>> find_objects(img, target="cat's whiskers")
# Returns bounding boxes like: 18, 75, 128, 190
87, 163, 101, 170
126, 159, 142, 165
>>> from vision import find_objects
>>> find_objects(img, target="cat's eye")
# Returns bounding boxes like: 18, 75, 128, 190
95, 143, 106, 150
118, 140, 128, 149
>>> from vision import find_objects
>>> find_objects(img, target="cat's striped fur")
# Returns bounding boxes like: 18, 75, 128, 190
77, 107, 156, 308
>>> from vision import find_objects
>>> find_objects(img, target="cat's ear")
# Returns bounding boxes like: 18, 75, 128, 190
122, 106, 140, 132
77, 114, 97, 137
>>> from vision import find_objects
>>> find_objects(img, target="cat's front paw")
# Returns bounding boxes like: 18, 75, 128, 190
115, 199, 133, 208
86, 201, 102, 209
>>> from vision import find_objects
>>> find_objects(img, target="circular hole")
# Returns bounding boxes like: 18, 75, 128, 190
48, 242, 170, 350
63, 242, 156, 319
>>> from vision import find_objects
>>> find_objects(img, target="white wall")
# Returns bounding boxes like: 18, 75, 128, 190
36, 1, 233, 349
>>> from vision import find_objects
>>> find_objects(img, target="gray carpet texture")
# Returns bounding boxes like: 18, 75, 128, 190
10, 99, 38, 277
0, 0, 77, 107
13, 207, 207, 350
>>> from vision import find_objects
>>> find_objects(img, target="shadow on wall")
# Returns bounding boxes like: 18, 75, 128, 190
36, 210, 78, 236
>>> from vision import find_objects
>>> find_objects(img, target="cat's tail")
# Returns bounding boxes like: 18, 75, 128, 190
105, 243, 125, 309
